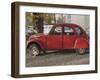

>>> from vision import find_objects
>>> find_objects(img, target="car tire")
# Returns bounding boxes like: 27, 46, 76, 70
29, 44, 40, 57
76, 48, 86, 55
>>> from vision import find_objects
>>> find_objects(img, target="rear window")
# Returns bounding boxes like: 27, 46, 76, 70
74, 27, 83, 35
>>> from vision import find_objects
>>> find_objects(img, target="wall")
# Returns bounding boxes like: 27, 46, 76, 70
44, 15, 89, 34
0, 0, 99, 80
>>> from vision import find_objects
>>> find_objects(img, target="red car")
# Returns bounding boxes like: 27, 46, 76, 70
26, 23, 89, 56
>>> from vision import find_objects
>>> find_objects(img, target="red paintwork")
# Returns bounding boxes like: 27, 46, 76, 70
74, 38, 89, 48
26, 23, 89, 50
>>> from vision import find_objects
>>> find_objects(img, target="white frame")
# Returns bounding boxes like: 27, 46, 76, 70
19, 5, 95, 75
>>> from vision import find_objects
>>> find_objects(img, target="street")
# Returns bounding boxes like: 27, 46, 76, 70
26, 50, 89, 67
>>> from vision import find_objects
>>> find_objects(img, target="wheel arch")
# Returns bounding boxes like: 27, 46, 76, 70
74, 38, 89, 49
27, 41, 43, 50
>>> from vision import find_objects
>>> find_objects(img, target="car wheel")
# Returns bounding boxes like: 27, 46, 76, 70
29, 44, 40, 57
76, 48, 86, 55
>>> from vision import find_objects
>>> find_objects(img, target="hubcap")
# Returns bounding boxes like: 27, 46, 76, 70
31, 46, 39, 56
78, 48, 85, 54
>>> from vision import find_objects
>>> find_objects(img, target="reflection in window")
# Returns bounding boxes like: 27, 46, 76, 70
55, 27, 62, 33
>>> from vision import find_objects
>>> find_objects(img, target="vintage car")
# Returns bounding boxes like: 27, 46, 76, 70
26, 23, 89, 56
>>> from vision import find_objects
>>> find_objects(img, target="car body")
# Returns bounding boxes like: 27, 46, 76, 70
26, 23, 89, 56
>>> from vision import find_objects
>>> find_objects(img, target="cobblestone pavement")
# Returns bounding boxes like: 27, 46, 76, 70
26, 50, 89, 67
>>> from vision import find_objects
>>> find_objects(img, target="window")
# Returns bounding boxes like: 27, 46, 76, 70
74, 27, 82, 35
64, 26, 74, 35
50, 26, 62, 35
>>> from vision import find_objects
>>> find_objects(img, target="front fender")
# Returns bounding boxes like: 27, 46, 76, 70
26, 39, 45, 50
74, 38, 89, 49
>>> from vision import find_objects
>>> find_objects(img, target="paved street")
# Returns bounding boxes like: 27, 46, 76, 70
26, 50, 89, 67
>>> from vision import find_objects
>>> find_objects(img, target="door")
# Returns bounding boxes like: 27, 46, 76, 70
74, 27, 89, 48
46, 25, 63, 50
63, 26, 77, 49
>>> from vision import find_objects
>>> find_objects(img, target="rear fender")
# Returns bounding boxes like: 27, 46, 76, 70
74, 38, 89, 49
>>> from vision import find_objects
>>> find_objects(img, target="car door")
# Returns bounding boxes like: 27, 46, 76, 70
74, 27, 89, 48
63, 26, 77, 49
46, 25, 63, 50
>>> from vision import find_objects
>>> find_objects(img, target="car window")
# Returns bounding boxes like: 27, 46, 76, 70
50, 26, 62, 35
74, 27, 82, 35
64, 26, 74, 35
